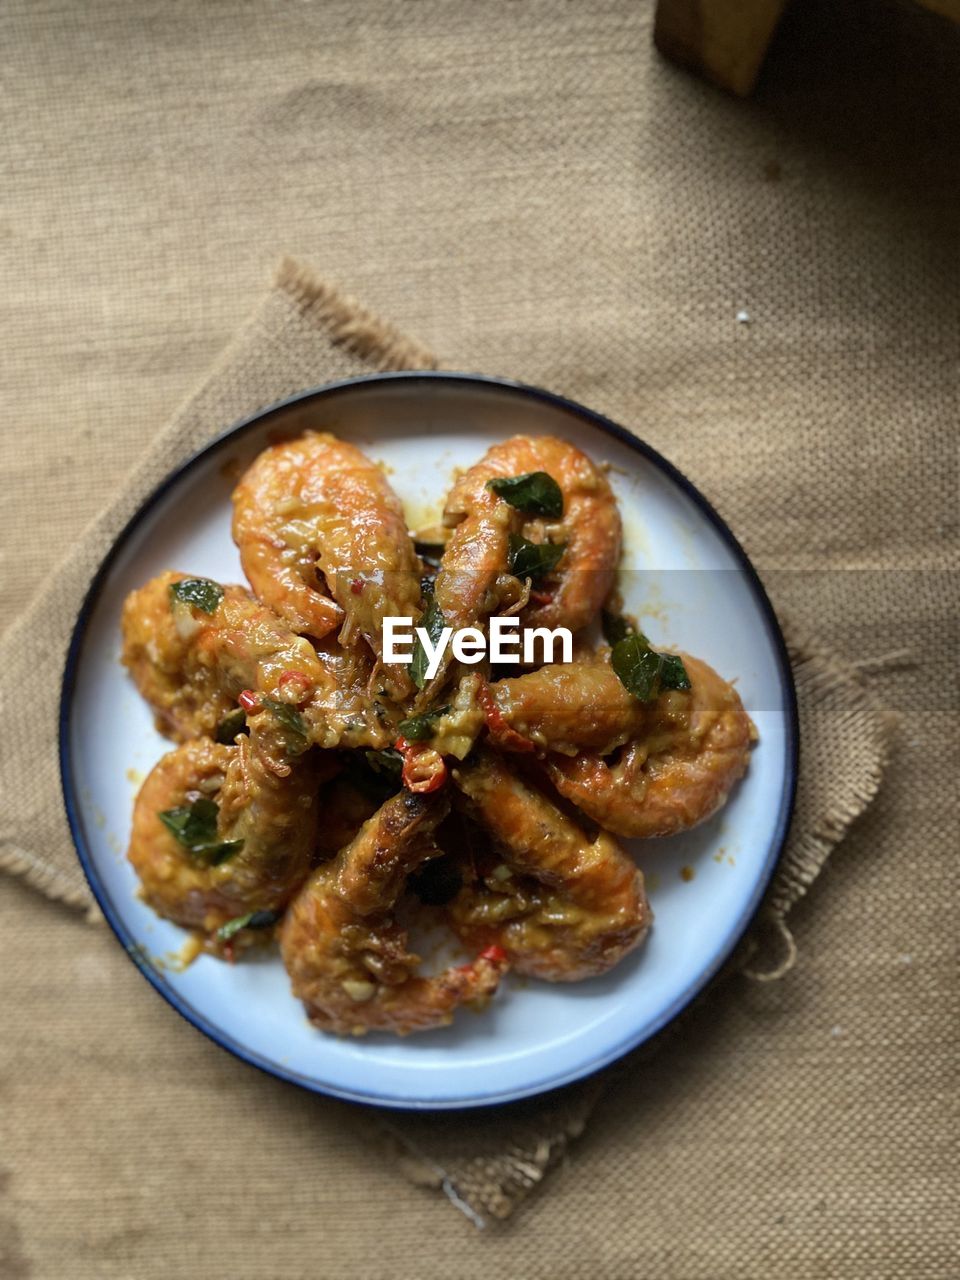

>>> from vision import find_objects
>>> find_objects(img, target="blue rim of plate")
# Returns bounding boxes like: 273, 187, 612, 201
59, 371, 799, 1111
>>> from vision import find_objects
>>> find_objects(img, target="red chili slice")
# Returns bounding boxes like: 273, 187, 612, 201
477, 681, 536, 753
277, 669, 312, 705
480, 944, 508, 965
394, 738, 448, 793
457, 944, 508, 975
238, 689, 260, 713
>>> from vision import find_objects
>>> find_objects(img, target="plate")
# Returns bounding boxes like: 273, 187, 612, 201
60, 373, 797, 1110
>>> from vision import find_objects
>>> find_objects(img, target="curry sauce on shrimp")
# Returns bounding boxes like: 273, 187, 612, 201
121, 570, 393, 752
480, 656, 649, 756
280, 790, 508, 1035
127, 734, 326, 952
449, 749, 651, 982
434, 434, 620, 643
508, 434, 621, 635
232, 432, 421, 698
119, 426, 757, 1039
546, 655, 756, 839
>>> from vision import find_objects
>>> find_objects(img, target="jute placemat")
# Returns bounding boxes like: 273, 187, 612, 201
0, 263, 892, 1223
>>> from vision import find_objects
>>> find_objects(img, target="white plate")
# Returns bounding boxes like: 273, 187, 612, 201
60, 373, 797, 1110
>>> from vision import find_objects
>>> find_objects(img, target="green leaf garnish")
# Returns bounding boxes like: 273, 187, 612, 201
260, 698, 310, 754
398, 705, 451, 742
216, 909, 281, 942
169, 577, 224, 614
507, 533, 566, 583
658, 653, 692, 691
158, 797, 244, 865
189, 841, 245, 867
611, 634, 691, 703
214, 708, 248, 744
601, 609, 646, 647
487, 472, 564, 518
612, 642, 662, 702
409, 596, 446, 690
159, 797, 218, 845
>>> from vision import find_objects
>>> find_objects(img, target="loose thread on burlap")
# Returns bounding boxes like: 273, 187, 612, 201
851, 647, 915, 674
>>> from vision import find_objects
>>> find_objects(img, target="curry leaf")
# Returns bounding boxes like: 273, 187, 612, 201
611, 634, 691, 702
365, 748, 404, 780
612, 641, 662, 702
169, 577, 223, 614
487, 471, 564, 518
189, 840, 245, 867
158, 798, 244, 865
507, 534, 565, 583
409, 596, 446, 690
214, 708, 248, 744
340, 748, 404, 802
159, 797, 218, 845
659, 652, 692, 692
261, 698, 310, 753
398, 705, 451, 742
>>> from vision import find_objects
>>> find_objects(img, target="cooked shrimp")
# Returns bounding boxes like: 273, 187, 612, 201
433, 440, 527, 633
121, 571, 240, 741
121, 572, 392, 751
127, 735, 325, 951
232, 432, 421, 697
449, 748, 651, 981
546, 655, 756, 838
509, 435, 621, 635
482, 658, 648, 755
280, 790, 508, 1035
432, 436, 620, 689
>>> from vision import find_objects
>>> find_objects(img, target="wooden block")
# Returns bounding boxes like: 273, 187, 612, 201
915, 0, 960, 23
654, 0, 789, 96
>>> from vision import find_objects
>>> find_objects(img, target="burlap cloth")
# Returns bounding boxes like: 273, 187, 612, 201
1, 0, 956, 1273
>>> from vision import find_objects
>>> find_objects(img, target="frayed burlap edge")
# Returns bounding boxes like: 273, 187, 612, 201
368, 1076, 608, 1227
739, 623, 898, 981
275, 256, 439, 372
0, 841, 93, 914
